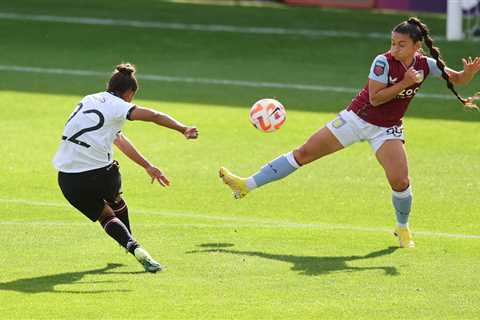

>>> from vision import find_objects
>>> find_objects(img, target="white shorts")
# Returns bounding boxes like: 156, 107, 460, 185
326, 110, 404, 153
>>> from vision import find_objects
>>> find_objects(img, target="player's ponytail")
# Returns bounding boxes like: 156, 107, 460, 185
395, 18, 478, 109
116, 63, 136, 75
407, 18, 471, 106
107, 62, 138, 96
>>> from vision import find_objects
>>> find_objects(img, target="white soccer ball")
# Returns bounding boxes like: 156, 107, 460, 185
249, 98, 286, 132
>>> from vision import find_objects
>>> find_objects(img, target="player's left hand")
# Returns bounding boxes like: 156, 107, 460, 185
462, 56, 480, 76
183, 126, 199, 139
145, 165, 170, 186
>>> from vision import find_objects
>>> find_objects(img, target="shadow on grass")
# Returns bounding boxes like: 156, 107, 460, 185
188, 244, 399, 276
0, 263, 141, 294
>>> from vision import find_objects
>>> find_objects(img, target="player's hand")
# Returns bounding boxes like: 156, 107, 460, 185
462, 56, 480, 76
183, 126, 199, 139
145, 165, 170, 186
402, 67, 421, 87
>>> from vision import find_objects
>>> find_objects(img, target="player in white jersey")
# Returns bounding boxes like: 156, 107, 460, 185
53, 63, 198, 273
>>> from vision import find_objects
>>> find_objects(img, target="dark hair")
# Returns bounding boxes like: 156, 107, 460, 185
107, 63, 138, 96
393, 17, 468, 106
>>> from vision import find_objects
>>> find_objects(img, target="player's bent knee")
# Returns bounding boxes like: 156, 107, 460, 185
98, 205, 115, 224
108, 196, 125, 210
114, 194, 123, 203
293, 148, 311, 166
390, 177, 410, 192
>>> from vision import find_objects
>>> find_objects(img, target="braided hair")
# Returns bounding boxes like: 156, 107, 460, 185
394, 17, 477, 109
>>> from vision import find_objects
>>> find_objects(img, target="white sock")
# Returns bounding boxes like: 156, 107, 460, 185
246, 177, 257, 190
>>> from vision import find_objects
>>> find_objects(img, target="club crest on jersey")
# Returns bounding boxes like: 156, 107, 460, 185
373, 61, 386, 76
331, 116, 346, 129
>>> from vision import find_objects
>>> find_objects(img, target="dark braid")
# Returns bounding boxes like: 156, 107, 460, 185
400, 17, 468, 106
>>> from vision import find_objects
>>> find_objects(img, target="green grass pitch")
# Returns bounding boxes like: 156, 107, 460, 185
0, 1, 479, 319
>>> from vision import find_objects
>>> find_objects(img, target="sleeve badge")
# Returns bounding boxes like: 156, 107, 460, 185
373, 60, 386, 76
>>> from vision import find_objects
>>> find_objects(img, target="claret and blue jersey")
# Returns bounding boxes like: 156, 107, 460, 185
347, 51, 443, 127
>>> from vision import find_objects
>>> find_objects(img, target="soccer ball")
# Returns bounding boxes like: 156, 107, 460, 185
249, 98, 286, 132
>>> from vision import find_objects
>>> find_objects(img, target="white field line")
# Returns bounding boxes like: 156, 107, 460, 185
0, 12, 391, 40
0, 12, 461, 42
0, 64, 455, 101
0, 221, 280, 229
1, 197, 479, 239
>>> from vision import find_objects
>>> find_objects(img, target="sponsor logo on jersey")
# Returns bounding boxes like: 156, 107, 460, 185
389, 76, 398, 84
396, 87, 420, 99
373, 60, 386, 76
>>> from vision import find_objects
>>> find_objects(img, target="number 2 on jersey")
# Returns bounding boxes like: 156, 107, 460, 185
62, 103, 105, 148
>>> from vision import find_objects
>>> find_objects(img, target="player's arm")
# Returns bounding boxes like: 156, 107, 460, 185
366, 55, 418, 107
129, 106, 199, 139
444, 57, 480, 86
369, 67, 418, 107
113, 133, 170, 186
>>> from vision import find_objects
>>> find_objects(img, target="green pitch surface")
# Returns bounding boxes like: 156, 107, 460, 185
0, 1, 479, 319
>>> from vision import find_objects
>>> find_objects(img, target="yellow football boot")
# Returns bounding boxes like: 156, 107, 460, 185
394, 226, 415, 248
219, 167, 249, 199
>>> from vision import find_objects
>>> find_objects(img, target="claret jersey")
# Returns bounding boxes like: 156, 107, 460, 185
53, 92, 135, 173
347, 51, 442, 127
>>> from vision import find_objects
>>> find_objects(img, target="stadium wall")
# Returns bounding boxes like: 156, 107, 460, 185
283, 0, 448, 12
282, 0, 374, 8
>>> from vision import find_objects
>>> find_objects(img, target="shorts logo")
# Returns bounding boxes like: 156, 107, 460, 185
386, 126, 403, 137
332, 116, 346, 129
373, 61, 386, 76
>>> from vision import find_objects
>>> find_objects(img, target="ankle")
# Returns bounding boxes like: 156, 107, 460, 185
246, 177, 256, 190
127, 241, 140, 255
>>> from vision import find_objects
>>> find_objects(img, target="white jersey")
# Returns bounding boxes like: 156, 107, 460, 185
53, 92, 135, 173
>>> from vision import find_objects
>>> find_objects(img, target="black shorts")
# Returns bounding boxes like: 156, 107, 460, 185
58, 161, 122, 222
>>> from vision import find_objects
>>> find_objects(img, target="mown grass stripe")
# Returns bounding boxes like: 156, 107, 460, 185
1, 197, 478, 239
0, 64, 456, 100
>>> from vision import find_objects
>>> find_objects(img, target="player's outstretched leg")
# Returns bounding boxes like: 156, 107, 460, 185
219, 151, 300, 199
219, 127, 344, 199
99, 206, 164, 272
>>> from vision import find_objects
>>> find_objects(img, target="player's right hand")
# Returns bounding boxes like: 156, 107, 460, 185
183, 126, 199, 139
145, 165, 170, 186
402, 67, 420, 87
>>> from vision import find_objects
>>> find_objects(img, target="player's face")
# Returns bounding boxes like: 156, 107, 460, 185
390, 32, 420, 63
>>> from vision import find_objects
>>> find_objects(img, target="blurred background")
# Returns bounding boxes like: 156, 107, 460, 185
191, 0, 480, 39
